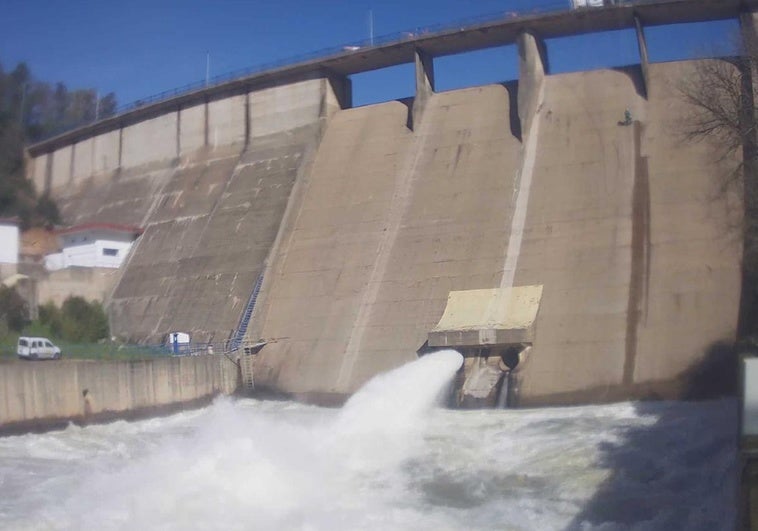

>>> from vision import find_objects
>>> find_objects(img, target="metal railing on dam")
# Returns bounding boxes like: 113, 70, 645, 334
109, 1, 573, 117
28, 0, 751, 154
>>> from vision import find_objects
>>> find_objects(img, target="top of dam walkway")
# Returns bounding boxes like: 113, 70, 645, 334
29, 0, 752, 155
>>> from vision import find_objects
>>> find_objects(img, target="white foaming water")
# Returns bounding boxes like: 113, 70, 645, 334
0, 351, 738, 531
336, 349, 462, 432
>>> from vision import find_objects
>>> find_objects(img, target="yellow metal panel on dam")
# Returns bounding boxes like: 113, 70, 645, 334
429, 285, 543, 347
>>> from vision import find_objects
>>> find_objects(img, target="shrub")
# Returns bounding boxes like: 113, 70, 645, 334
38, 296, 109, 343
0, 285, 29, 332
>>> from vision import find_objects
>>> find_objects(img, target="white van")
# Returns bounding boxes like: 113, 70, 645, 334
17, 337, 62, 360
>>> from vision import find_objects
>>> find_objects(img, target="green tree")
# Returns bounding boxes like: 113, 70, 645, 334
36, 193, 60, 225
0, 60, 117, 229
39, 297, 109, 342
98, 92, 117, 119
38, 301, 62, 336
60, 296, 109, 342
0, 285, 29, 332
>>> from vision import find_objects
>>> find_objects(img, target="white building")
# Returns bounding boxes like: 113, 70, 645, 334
45, 223, 143, 271
0, 218, 20, 265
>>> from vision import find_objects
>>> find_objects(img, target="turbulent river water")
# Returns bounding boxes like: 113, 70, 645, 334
0, 350, 739, 530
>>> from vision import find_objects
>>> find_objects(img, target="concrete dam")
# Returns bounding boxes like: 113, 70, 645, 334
27, 0, 747, 406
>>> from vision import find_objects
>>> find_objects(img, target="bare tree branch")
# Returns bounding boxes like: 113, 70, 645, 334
678, 35, 758, 335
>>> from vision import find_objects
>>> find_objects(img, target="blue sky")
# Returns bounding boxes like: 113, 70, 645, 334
0, 0, 740, 108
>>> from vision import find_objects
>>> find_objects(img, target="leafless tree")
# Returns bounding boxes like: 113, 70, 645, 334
678, 37, 758, 336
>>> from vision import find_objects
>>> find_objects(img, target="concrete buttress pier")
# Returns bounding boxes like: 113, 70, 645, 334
411, 48, 435, 129
517, 31, 547, 135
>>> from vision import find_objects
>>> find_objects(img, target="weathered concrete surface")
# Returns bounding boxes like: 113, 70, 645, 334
122, 113, 179, 169
249, 78, 329, 138
252, 61, 741, 406
30, 152, 48, 193
627, 62, 742, 389
72, 137, 94, 184
509, 63, 741, 405
50, 144, 73, 192
429, 286, 543, 347
37, 266, 118, 306
517, 31, 547, 136
411, 48, 435, 128
0, 355, 239, 434
38, 76, 345, 344
23, 60, 742, 407
179, 102, 207, 154
26, 0, 750, 161
209, 95, 246, 149
110, 127, 319, 342
253, 84, 523, 398
459, 356, 506, 408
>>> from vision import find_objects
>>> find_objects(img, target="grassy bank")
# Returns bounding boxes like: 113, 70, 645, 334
0, 335, 170, 361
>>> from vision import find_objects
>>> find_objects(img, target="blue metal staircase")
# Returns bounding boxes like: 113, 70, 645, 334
230, 272, 264, 351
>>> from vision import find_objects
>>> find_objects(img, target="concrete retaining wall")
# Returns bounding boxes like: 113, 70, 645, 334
123, 113, 179, 169
37, 266, 118, 306
0, 355, 239, 434
35, 76, 341, 198
50, 144, 73, 192
108, 127, 319, 342
31, 152, 47, 192
179, 103, 206, 155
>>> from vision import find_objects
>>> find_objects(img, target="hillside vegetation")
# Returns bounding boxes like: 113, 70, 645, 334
0, 61, 117, 229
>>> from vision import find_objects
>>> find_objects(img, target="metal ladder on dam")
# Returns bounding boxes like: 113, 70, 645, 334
230, 273, 264, 352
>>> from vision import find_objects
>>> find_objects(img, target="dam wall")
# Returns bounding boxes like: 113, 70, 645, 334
25, 61, 743, 406
23, 3, 748, 406
249, 59, 741, 405
251, 85, 524, 400
30, 74, 349, 343
37, 266, 118, 307
0, 355, 239, 435
507, 63, 740, 405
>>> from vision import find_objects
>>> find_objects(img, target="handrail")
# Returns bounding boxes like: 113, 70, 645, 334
111, 1, 571, 116
34, 1, 575, 142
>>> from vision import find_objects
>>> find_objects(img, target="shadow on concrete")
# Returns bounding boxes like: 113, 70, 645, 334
399, 97, 415, 130
563, 342, 741, 530
500, 81, 522, 142
612, 64, 648, 101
